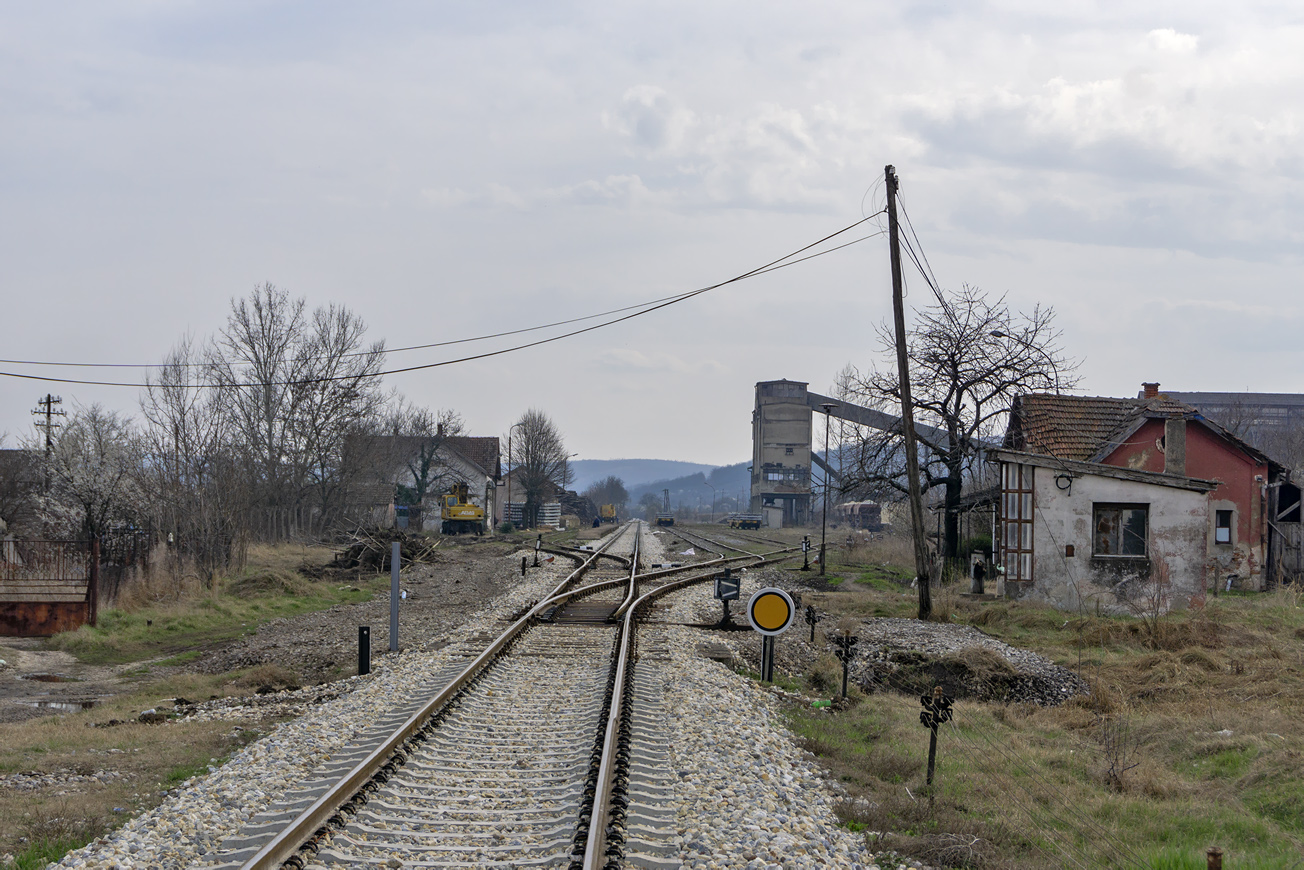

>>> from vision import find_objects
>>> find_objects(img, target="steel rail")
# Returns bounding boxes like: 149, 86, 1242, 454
543, 543, 633, 568
236, 520, 638, 870
578, 545, 797, 869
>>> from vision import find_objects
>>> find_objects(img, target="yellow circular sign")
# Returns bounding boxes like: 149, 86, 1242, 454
747, 587, 795, 636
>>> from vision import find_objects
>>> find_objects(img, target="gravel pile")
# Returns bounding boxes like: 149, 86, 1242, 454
195, 552, 521, 685
855, 618, 1089, 706
0, 768, 131, 793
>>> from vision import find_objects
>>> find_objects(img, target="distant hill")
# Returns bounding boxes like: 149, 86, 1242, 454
626, 461, 752, 518
569, 459, 719, 492
567, 458, 752, 517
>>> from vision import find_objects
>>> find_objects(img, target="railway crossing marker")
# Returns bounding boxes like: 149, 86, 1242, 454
714, 569, 740, 627
390, 542, 401, 651
746, 587, 795, 682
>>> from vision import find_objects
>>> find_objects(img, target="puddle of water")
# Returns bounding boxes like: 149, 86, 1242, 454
17, 699, 99, 712
18, 673, 82, 683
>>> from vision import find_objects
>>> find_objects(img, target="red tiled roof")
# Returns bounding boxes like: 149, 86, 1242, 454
1005, 393, 1196, 461
445, 436, 500, 479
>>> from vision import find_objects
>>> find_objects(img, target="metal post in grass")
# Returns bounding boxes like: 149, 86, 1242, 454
920, 685, 953, 790
804, 605, 820, 643
832, 629, 857, 699
358, 626, 371, 675
1206, 847, 1223, 870
390, 542, 400, 652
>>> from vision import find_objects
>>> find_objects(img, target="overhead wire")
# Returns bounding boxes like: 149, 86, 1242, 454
0, 289, 710, 369
0, 217, 886, 389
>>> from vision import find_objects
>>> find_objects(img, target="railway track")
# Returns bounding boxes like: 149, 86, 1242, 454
198, 522, 798, 870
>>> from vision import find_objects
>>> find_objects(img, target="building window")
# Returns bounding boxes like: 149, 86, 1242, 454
1000, 462, 1034, 581
1214, 510, 1233, 544
1093, 504, 1148, 557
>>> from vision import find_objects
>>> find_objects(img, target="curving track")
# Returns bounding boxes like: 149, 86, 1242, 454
198, 521, 797, 870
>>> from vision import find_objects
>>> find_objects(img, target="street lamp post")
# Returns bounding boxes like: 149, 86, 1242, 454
819, 402, 838, 576
506, 422, 524, 528
705, 482, 717, 523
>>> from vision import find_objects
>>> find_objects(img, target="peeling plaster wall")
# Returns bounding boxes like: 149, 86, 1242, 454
1025, 470, 1208, 614
1104, 419, 1267, 589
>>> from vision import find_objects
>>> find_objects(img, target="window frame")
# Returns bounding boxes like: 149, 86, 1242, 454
1000, 462, 1035, 582
1092, 503, 1149, 558
1214, 509, 1233, 545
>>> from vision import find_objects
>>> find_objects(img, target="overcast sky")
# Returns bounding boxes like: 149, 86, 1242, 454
2, 2, 1301, 466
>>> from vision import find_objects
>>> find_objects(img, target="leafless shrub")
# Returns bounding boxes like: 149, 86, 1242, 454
1095, 711, 1141, 791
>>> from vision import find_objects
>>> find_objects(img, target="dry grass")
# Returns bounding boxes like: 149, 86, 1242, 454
0, 541, 359, 863
779, 534, 1304, 868
0, 670, 266, 859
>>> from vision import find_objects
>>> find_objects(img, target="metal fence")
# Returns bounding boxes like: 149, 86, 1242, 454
0, 539, 91, 582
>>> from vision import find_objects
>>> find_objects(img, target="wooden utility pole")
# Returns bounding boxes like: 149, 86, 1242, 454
885, 165, 932, 619
31, 393, 65, 455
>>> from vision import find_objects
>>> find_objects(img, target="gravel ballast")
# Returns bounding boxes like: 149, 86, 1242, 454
38, 527, 1045, 870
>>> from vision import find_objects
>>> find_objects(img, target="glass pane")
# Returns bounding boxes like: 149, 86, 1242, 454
1021, 553, 1032, 579
1095, 508, 1118, 555
1006, 522, 1018, 548
1021, 522, 1033, 549
1021, 493, 1032, 518
1121, 509, 1147, 556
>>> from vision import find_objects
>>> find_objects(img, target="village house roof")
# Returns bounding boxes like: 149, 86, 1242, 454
1005, 393, 1195, 460
444, 436, 501, 480
1004, 390, 1284, 476
990, 448, 1220, 492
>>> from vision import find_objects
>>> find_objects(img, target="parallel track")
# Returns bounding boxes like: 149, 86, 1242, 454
205, 521, 797, 870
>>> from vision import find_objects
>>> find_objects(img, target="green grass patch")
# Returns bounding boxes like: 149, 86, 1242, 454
13, 835, 97, 870
156, 649, 204, 667
165, 762, 211, 785
47, 574, 382, 666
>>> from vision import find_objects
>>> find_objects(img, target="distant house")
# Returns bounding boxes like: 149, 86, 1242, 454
345, 434, 500, 532
496, 467, 571, 529
997, 384, 1300, 610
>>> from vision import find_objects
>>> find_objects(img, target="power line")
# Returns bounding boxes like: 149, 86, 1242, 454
0, 216, 885, 390
0, 288, 706, 370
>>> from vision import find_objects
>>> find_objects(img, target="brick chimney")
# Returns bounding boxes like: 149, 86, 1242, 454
1142, 382, 1160, 399
1164, 417, 1187, 476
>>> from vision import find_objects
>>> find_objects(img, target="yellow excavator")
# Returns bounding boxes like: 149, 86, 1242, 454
440, 482, 485, 535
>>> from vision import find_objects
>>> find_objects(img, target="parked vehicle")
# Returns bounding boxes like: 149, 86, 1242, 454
441, 482, 485, 535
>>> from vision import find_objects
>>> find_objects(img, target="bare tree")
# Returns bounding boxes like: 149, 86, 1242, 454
139, 336, 239, 581
583, 476, 629, 513
505, 409, 570, 529
291, 304, 387, 532
389, 404, 466, 520
844, 285, 1078, 562
212, 284, 386, 539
